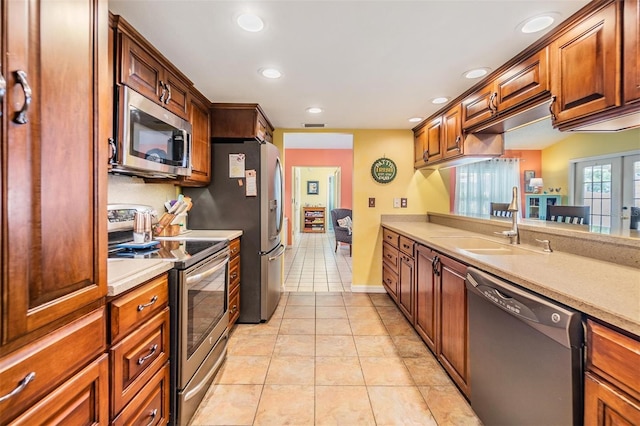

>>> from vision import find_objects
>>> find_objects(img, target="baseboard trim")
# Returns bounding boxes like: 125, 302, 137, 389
349, 285, 386, 293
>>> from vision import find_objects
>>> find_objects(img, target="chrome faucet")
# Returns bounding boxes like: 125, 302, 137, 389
496, 186, 520, 244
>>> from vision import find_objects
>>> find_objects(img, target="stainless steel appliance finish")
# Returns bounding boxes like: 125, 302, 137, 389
110, 86, 192, 178
170, 246, 229, 426
466, 267, 584, 426
185, 140, 284, 323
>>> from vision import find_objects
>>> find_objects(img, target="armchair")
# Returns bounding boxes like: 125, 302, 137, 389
330, 208, 352, 256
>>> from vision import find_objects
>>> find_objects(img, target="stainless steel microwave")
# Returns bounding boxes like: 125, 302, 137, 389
110, 86, 192, 178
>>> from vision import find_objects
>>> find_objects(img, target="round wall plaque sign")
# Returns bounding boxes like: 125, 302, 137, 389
371, 157, 397, 184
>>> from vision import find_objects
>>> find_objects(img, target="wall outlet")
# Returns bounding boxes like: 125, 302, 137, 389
393, 198, 401, 208
401, 198, 407, 208
369, 197, 375, 208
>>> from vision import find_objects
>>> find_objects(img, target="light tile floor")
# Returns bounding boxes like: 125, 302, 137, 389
190, 292, 481, 426
283, 231, 352, 292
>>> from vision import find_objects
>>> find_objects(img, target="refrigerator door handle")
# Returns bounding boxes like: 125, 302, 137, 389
267, 244, 286, 261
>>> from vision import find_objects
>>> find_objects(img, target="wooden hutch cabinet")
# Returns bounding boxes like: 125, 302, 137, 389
303, 207, 326, 233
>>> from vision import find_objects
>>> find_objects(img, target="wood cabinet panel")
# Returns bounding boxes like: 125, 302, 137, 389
399, 236, 414, 256
462, 82, 496, 129
382, 228, 399, 247
413, 124, 427, 166
382, 244, 399, 274
182, 87, 212, 186
120, 34, 164, 102
398, 251, 414, 323
9, 354, 109, 426
0, 308, 106, 424
110, 274, 169, 343
495, 47, 550, 112
624, 0, 640, 104
442, 104, 463, 159
425, 116, 443, 163
438, 255, 469, 396
211, 103, 274, 141
549, 2, 620, 124
229, 286, 240, 326
110, 308, 169, 417
2, 0, 108, 346
585, 372, 640, 426
229, 237, 241, 258
112, 363, 170, 426
382, 265, 398, 302
163, 68, 190, 118
415, 246, 438, 353
228, 237, 241, 327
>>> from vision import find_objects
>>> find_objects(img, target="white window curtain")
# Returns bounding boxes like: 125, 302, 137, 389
455, 158, 521, 217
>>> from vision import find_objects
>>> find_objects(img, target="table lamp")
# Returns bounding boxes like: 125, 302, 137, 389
530, 177, 544, 194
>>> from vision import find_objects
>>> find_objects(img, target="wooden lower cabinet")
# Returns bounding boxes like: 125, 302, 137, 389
382, 228, 400, 303
108, 274, 170, 422
415, 245, 438, 353
584, 319, 640, 425
398, 236, 415, 323
9, 354, 109, 426
229, 237, 241, 327
438, 255, 470, 396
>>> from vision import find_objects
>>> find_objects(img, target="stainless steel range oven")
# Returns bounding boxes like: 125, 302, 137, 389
168, 242, 229, 426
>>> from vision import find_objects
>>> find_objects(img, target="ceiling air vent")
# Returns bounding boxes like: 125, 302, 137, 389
303, 123, 325, 128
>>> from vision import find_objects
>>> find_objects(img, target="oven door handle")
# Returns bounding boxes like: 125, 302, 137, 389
186, 255, 230, 285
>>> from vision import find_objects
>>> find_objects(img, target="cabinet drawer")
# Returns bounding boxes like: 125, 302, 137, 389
229, 286, 240, 326
229, 237, 241, 258
383, 228, 399, 247
110, 274, 168, 343
9, 354, 109, 426
229, 254, 240, 291
111, 308, 170, 416
399, 236, 415, 257
112, 363, 170, 426
0, 308, 106, 424
382, 244, 399, 273
382, 266, 398, 300
587, 319, 640, 401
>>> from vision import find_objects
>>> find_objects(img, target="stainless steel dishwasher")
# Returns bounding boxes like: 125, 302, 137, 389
466, 267, 584, 426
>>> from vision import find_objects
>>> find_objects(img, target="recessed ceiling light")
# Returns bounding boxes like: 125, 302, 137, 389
432, 97, 449, 104
306, 107, 323, 114
463, 68, 491, 79
408, 117, 423, 123
519, 13, 559, 34
237, 13, 264, 32
259, 68, 282, 79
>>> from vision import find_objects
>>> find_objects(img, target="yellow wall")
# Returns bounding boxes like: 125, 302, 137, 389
273, 128, 450, 290
298, 167, 337, 208
542, 128, 640, 193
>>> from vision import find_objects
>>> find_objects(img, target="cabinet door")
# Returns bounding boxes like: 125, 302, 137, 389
549, 2, 620, 124
163, 68, 190, 119
120, 34, 164, 104
2, 0, 107, 345
495, 47, 550, 112
413, 125, 427, 166
182, 89, 211, 186
584, 373, 640, 426
438, 255, 470, 396
462, 82, 496, 129
425, 116, 443, 163
398, 252, 414, 323
415, 246, 437, 353
624, 0, 640, 104
442, 104, 463, 159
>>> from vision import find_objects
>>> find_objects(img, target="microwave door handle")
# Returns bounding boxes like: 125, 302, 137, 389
180, 129, 191, 169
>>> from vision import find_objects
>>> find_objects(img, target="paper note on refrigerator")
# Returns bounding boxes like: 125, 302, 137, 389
229, 153, 245, 178
245, 170, 257, 196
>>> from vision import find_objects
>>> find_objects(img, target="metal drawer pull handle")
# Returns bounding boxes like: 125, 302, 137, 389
138, 344, 158, 365
549, 95, 557, 121
0, 72, 5, 115
159, 80, 166, 103
144, 408, 158, 426
137, 295, 158, 311
0, 372, 36, 403
165, 83, 171, 104
13, 70, 32, 124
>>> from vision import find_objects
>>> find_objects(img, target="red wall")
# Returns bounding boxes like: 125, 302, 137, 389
284, 149, 353, 242
449, 150, 542, 212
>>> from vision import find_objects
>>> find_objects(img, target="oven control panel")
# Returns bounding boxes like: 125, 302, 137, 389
107, 204, 153, 232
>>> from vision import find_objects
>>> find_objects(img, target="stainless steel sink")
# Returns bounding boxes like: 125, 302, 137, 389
431, 236, 543, 255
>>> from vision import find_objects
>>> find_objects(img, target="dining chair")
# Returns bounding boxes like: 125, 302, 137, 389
546, 205, 590, 225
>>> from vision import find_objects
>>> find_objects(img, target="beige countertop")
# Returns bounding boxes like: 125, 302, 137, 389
381, 220, 640, 336
108, 229, 243, 296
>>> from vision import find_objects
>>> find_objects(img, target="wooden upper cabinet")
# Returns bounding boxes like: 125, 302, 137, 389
624, 0, 640, 104
211, 103, 274, 142
114, 18, 191, 120
413, 124, 427, 166
442, 104, 463, 159
425, 116, 443, 163
549, 1, 620, 125
181, 88, 211, 186
461, 82, 496, 130
495, 47, 550, 112
2, 0, 107, 347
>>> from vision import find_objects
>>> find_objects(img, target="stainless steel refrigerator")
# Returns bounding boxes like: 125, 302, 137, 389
184, 140, 284, 323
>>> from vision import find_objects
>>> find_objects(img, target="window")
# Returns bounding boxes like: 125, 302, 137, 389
454, 159, 521, 217
571, 152, 640, 234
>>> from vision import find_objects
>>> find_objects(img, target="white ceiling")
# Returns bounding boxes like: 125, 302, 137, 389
109, 0, 589, 133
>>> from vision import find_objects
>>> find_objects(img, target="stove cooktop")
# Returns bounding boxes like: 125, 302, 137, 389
108, 239, 228, 269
